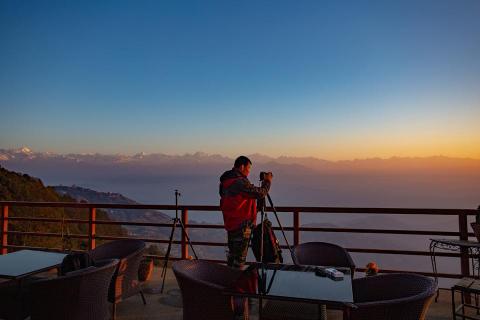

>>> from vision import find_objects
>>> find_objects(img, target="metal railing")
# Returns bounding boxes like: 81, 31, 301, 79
0, 201, 478, 279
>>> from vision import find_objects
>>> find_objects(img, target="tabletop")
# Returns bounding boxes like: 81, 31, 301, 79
224, 263, 354, 307
0, 250, 67, 280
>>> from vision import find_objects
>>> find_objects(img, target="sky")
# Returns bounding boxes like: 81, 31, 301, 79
1, 0, 479, 160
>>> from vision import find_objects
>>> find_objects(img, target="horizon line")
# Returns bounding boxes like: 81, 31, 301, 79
1, 145, 479, 162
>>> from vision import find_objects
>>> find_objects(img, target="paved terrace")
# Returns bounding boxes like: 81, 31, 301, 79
117, 266, 461, 320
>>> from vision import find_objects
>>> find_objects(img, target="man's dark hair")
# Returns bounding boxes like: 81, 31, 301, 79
234, 156, 252, 168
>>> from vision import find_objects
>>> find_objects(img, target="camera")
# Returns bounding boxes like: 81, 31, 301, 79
259, 171, 273, 181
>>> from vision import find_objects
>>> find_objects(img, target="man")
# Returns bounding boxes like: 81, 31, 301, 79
219, 155, 272, 269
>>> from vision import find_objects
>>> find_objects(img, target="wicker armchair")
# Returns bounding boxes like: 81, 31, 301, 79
262, 241, 356, 320
89, 239, 146, 320
0, 278, 33, 320
29, 259, 118, 320
351, 273, 437, 320
172, 259, 243, 320
293, 242, 356, 275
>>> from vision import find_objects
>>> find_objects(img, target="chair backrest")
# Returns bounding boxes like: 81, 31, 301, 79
30, 259, 118, 320
351, 273, 437, 320
90, 239, 146, 303
89, 239, 145, 261
293, 242, 356, 275
59, 252, 94, 276
172, 260, 242, 320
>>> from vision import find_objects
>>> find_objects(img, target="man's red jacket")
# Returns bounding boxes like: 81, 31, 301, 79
219, 168, 270, 232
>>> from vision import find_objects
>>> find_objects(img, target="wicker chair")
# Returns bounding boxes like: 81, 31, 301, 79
172, 259, 243, 320
293, 242, 356, 275
262, 241, 356, 320
0, 278, 34, 320
89, 239, 146, 320
29, 259, 118, 320
350, 273, 437, 320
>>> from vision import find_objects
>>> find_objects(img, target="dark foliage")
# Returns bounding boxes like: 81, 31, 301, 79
0, 165, 127, 250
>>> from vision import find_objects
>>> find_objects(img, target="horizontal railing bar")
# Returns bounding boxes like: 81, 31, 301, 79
6, 231, 88, 239
8, 217, 88, 223
269, 207, 475, 215
181, 224, 226, 229
345, 247, 462, 257
93, 220, 173, 227
95, 236, 227, 247
6, 217, 470, 237
183, 225, 462, 236
0, 201, 179, 210
96, 235, 173, 243
0, 201, 476, 215
299, 227, 462, 236
4, 245, 83, 253
7, 217, 175, 227
275, 245, 463, 257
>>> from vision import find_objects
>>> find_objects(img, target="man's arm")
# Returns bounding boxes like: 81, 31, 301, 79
234, 177, 271, 199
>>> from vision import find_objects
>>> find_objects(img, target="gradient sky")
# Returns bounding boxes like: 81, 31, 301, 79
1, 1, 479, 160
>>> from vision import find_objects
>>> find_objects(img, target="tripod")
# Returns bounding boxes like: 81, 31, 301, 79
158, 190, 198, 293
255, 189, 298, 320
256, 189, 296, 266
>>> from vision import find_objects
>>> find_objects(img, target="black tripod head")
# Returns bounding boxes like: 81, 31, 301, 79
174, 189, 181, 219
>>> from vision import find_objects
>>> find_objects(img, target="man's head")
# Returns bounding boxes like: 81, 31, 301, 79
234, 156, 252, 177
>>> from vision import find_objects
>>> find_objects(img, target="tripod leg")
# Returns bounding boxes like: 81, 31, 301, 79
260, 207, 265, 265
160, 219, 177, 293
178, 219, 198, 259
267, 193, 296, 263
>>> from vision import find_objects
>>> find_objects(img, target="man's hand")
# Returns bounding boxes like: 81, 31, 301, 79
263, 172, 273, 182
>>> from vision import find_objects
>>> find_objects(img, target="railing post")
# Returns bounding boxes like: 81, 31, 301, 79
1, 205, 8, 254
293, 211, 300, 246
89, 207, 96, 250
181, 209, 188, 259
459, 213, 470, 277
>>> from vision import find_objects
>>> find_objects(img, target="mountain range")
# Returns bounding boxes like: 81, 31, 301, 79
2, 147, 479, 174
1, 147, 479, 214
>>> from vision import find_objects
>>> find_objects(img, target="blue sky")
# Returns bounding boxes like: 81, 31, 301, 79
1, 1, 479, 159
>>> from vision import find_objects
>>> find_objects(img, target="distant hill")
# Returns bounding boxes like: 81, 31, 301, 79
54, 185, 171, 237
0, 165, 127, 250
52, 185, 225, 259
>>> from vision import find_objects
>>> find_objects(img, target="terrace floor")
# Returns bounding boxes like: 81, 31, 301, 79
116, 266, 463, 320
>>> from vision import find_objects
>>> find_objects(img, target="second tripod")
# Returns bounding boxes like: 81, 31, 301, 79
159, 190, 198, 293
